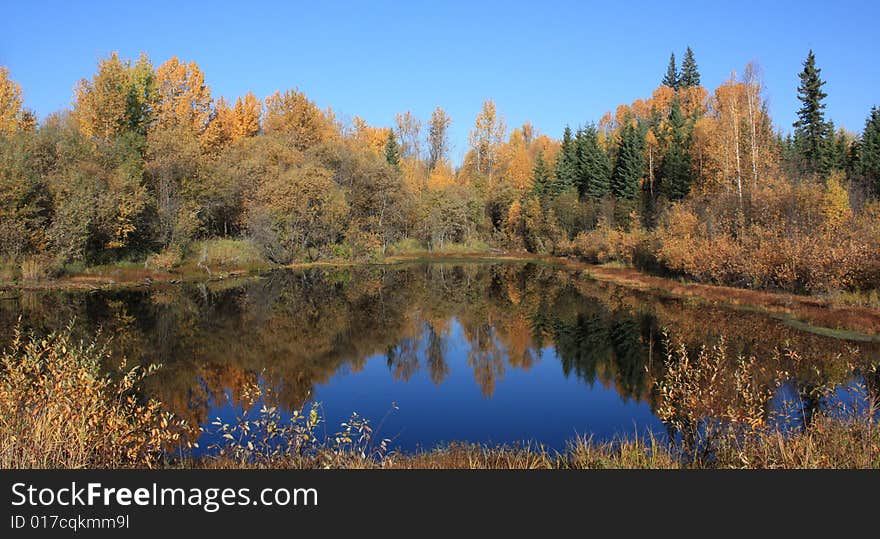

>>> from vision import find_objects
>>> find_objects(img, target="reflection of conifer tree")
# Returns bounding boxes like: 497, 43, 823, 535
554, 307, 612, 385
609, 312, 648, 400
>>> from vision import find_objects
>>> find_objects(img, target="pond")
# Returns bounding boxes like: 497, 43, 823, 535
2, 262, 878, 453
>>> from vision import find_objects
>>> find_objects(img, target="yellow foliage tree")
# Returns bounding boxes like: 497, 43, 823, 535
0, 67, 27, 136
349, 116, 390, 155
154, 57, 212, 135
822, 171, 852, 228
502, 129, 533, 192
73, 53, 155, 140
263, 89, 335, 150
201, 96, 236, 153
426, 159, 456, 191
233, 92, 261, 139
468, 99, 506, 178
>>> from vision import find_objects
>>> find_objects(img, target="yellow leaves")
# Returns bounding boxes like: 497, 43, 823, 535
502, 129, 533, 192
264, 88, 336, 150
72, 53, 134, 140
155, 56, 212, 134
426, 159, 456, 191
233, 92, 261, 139
0, 66, 26, 136
468, 99, 506, 176
348, 116, 391, 155
822, 171, 852, 228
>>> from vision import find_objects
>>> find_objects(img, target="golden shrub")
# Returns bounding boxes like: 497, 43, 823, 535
0, 324, 189, 468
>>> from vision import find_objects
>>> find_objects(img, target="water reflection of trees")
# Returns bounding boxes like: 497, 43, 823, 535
2, 262, 878, 428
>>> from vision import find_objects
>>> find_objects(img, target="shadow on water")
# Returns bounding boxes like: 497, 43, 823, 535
2, 262, 878, 452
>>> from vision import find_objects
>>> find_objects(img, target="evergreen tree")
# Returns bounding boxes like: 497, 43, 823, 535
662, 52, 679, 90
384, 130, 400, 167
555, 126, 578, 190
659, 99, 693, 200
531, 151, 554, 199
821, 123, 850, 175
793, 50, 829, 172
612, 121, 645, 200
576, 124, 611, 199
679, 46, 700, 88
860, 106, 880, 197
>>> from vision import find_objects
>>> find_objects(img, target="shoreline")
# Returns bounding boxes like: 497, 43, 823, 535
2, 250, 879, 338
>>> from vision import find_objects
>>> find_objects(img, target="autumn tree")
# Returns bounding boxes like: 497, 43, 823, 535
264, 89, 334, 150
0, 67, 28, 136
73, 53, 156, 140
793, 50, 829, 172
154, 57, 212, 135
469, 99, 506, 178
502, 128, 532, 191
427, 106, 451, 171
247, 162, 348, 262
0, 130, 51, 257
233, 92, 261, 138
395, 111, 422, 160
145, 125, 204, 247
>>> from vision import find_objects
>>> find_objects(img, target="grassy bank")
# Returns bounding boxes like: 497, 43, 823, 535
1, 323, 878, 469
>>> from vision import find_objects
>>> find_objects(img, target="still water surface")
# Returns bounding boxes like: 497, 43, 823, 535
3, 262, 877, 451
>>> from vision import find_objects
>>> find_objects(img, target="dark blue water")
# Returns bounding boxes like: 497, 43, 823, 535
202, 317, 664, 453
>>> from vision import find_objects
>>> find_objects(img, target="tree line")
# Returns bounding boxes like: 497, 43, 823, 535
0, 49, 878, 292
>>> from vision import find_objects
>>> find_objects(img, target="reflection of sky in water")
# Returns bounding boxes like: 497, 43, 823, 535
769, 376, 876, 433
198, 318, 665, 454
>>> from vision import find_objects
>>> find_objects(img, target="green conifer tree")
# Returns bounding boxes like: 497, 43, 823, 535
576, 124, 611, 199
532, 151, 554, 199
679, 46, 700, 88
611, 121, 645, 200
555, 126, 578, 191
793, 50, 829, 172
659, 99, 693, 200
662, 53, 679, 90
384, 130, 400, 167
860, 106, 880, 197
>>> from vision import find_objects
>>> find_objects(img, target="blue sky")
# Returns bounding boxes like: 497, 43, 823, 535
2, 0, 878, 162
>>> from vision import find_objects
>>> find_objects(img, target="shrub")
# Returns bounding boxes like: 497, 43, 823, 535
0, 323, 188, 468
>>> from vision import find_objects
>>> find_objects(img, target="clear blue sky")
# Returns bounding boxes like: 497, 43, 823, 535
2, 0, 878, 162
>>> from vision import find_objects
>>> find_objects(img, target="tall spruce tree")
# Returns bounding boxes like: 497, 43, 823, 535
860, 106, 880, 197
662, 53, 679, 90
532, 151, 554, 199
384, 130, 400, 167
576, 124, 611, 199
555, 126, 578, 191
793, 50, 829, 172
659, 99, 693, 200
612, 121, 645, 200
679, 46, 700, 88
